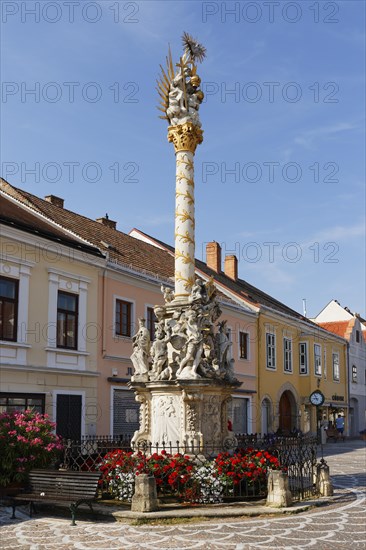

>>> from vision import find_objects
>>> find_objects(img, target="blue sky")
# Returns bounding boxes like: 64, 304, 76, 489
1, 0, 365, 317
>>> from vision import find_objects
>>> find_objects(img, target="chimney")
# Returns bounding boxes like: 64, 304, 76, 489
206, 241, 221, 273
224, 255, 238, 281
44, 195, 64, 208
96, 214, 117, 230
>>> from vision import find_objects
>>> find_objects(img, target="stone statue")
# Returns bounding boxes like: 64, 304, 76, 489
189, 278, 208, 304
161, 284, 174, 303
131, 318, 150, 380
176, 309, 204, 379
157, 32, 206, 128
149, 323, 169, 380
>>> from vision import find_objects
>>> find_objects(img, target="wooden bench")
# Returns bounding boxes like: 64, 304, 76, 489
9, 469, 101, 525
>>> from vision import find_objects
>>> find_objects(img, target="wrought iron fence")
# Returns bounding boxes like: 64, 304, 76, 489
59, 434, 318, 503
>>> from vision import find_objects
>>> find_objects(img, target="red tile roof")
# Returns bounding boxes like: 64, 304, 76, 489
317, 320, 353, 339
0, 179, 174, 281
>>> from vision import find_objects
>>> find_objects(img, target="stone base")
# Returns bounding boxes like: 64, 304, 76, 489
316, 460, 334, 496
266, 470, 292, 508
130, 379, 239, 453
131, 474, 159, 512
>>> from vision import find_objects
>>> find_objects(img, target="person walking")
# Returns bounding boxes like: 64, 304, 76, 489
335, 414, 345, 441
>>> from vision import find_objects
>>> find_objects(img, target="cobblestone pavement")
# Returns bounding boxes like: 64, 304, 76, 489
0, 440, 365, 550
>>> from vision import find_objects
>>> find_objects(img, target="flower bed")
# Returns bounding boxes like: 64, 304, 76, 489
0, 410, 64, 487
99, 447, 282, 504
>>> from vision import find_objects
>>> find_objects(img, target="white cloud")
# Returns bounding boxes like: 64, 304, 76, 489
294, 122, 357, 148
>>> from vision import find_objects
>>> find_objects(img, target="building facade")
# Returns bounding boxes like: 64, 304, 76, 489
0, 180, 350, 439
0, 187, 104, 438
313, 300, 366, 436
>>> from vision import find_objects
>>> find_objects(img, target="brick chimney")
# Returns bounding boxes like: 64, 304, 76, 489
96, 214, 117, 230
224, 255, 238, 281
44, 195, 64, 208
206, 241, 221, 273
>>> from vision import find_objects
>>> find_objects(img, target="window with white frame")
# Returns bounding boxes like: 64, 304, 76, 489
352, 365, 357, 383
323, 347, 327, 379
332, 352, 340, 381
314, 344, 322, 376
47, 269, 89, 354
239, 331, 249, 359
266, 333, 276, 369
283, 338, 292, 372
0, 277, 18, 341
299, 342, 308, 374
115, 299, 133, 337
57, 291, 78, 349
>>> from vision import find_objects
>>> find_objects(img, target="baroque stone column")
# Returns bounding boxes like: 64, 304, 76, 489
168, 122, 203, 300
129, 34, 241, 453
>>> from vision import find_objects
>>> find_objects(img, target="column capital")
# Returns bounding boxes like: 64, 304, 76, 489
168, 123, 203, 154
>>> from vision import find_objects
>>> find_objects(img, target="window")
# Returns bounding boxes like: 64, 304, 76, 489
239, 331, 249, 359
146, 307, 157, 340
227, 397, 249, 433
113, 389, 140, 436
283, 338, 292, 372
352, 365, 357, 383
299, 342, 308, 374
314, 344, 322, 376
356, 330, 360, 343
0, 277, 18, 341
115, 299, 132, 337
57, 291, 78, 349
0, 393, 45, 414
266, 333, 276, 369
332, 352, 340, 381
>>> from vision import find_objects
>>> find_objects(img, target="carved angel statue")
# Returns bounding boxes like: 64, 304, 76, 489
157, 32, 206, 127
161, 284, 174, 303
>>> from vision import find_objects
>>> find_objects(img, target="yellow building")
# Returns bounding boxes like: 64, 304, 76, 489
257, 308, 347, 435
0, 183, 105, 438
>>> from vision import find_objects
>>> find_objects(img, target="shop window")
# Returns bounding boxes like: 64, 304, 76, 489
0, 393, 45, 414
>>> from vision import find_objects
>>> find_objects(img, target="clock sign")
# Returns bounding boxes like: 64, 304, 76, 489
309, 390, 325, 406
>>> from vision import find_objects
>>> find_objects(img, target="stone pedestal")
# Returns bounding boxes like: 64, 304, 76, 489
316, 459, 334, 496
130, 379, 239, 451
266, 470, 292, 508
131, 474, 159, 512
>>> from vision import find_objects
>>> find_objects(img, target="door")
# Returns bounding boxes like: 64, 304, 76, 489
279, 391, 293, 433
56, 394, 82, 440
